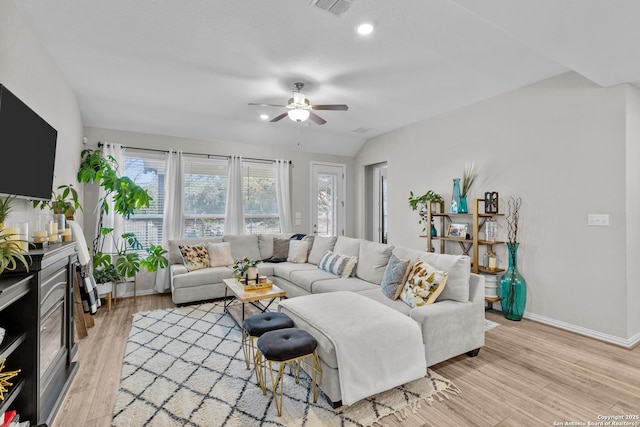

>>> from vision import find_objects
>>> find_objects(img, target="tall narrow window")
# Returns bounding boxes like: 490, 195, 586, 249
183, 157, 228, 237
122, 151, 166, 249
243, 161, 280, 234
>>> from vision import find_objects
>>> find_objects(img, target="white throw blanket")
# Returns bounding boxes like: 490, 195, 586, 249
279, 291, 427, 406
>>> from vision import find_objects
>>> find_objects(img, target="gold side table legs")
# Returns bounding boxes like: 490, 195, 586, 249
254, 350, 323, 417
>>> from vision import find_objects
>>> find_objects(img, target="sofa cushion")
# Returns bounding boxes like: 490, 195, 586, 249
171, 266, 234, 289
307, 235, 337, 265
268, 237, 290, 262
380, 254, 412, 300
179, 244, 210, 271
311, 277, 378, 294
206, 242, 234, 267
223, 234, 261, 261
392, 247, 470, 303
258, 233, 294, 260
273, 262, 317, 281
287, 240, 310, 263
399, 260, 448, 308
168, 237, 222, 265
256, 262, 276, 277
356, 240, 394, 285
333, 236, 362, 257
356, 288, 412, 316
317, 251, 357, 278
289, 269, 337, 293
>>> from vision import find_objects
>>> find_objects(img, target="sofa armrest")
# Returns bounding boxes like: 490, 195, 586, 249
468, 273, 484, 304
170, 264, 188, 277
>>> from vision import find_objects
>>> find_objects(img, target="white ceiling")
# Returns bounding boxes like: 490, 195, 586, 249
13, 0, 640, 156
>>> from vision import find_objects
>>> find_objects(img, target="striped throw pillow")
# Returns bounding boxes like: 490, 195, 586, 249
317, 250, 358, 278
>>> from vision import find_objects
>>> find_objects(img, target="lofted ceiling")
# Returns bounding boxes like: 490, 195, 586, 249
13, 0, 640, 156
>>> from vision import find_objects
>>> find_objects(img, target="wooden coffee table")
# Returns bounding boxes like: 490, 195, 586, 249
222, 278, 286, 326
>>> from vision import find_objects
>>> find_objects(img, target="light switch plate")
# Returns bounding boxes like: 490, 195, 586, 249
587, 214, 609, 227
295, 212, 302, 219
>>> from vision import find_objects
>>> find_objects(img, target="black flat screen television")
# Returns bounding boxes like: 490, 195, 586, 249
0, 84, 57, 201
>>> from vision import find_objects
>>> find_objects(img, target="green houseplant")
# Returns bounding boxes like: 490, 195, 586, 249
0, 230, 30, 275
77, 149, 168, 283
32, 184, 83, 218
232, 257, 261, 281
0, 195, 15, 228
408, 190, 443, 233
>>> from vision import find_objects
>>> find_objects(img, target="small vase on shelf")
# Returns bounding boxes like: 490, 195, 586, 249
458, 195, 468, 213
500, 242, 527, 321
450, 178, 461, 214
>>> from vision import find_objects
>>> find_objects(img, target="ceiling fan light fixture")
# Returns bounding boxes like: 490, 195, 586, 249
288, 109, 310, 122
293, 91, 306, 105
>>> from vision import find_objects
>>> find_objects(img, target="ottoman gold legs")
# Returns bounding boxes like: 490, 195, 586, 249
254, 349, 323, 417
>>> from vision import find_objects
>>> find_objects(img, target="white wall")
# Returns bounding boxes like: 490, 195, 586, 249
625, 86, 640, 341
355, 72, 636, 343
0, 0, 84, 222
82, 126, 356, 295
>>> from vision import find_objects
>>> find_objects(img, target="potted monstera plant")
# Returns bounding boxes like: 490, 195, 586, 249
76, 149, 168, 287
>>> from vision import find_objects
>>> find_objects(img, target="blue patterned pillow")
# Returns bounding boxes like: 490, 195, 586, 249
380, 254, 412, 300
317, 250, 358, 278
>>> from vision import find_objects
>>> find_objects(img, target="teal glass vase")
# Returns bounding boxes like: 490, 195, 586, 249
430, 222, 437, 237
450, 178, 461, 213
458, 195, 468, 213
500, 242, 527, 321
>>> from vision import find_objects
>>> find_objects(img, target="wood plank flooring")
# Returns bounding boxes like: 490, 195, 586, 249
53, 294, 640, 427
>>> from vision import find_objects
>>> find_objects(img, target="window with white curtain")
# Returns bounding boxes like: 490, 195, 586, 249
183, 157, 228, 237
243, 161, 280, 234
122, 151, 166, 249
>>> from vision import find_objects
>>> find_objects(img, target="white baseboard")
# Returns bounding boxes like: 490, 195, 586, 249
523, 311, 640, 349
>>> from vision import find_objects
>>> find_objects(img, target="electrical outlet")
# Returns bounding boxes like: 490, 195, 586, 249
587, 214, 609, 227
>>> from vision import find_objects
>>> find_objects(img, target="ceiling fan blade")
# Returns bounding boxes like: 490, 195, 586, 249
308, 111, 327, 125
270, 112, 289, 122
311, 104, 349, 111
249, 103, 288, 108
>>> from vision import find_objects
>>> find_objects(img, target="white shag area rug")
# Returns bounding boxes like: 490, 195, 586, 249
112, 302, 460, 427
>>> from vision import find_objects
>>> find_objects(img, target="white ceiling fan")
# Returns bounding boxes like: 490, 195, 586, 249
249, 82, 348, 125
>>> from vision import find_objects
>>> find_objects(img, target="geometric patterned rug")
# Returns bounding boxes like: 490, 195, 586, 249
484, 318, 501, 331
112, 302, 460, 427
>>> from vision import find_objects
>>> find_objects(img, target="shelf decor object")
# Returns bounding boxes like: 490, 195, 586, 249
459, 162, 477, 214
0, 359, 20, 400
500, 197, 526, 321
450, 178, 462, 214
484, 191, 499, 214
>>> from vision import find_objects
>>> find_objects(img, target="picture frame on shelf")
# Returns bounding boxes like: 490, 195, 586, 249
447, 223, 468, 238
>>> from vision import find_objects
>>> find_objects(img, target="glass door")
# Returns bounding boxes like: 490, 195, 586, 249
310, 162, 345, 236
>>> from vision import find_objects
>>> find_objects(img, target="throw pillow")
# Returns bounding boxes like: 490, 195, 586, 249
307, 235, 337, 265
399, 260, 448, 308
179, 244, 209, 272
380, 254, 412, 300
268, 237, 290, 262
206, 242, 234, 267
317, 250, 358, 278
287, 240, 310, 263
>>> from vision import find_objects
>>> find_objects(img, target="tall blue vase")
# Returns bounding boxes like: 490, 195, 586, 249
500, 242, 527, 321
450, 178, 461, 214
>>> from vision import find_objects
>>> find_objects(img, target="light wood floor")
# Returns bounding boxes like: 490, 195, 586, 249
53, 294, 640, 427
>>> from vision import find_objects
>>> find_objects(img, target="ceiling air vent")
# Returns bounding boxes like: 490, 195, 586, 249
311, 0, 355, 17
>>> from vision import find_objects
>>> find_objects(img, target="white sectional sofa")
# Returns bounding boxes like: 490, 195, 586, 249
168, 233, 485, 372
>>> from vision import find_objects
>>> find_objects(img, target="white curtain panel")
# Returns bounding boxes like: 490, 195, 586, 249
98, 142, 125, 255
224, 155, 246, 235
275, 159, 292, 233
155, 150, 184, 292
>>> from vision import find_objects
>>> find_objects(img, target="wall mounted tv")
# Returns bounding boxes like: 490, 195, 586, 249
0, 84, 57, 201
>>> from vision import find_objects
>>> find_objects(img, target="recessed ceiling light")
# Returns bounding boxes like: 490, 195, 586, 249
260, 114, 269, 120
357, 23, 374, 35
